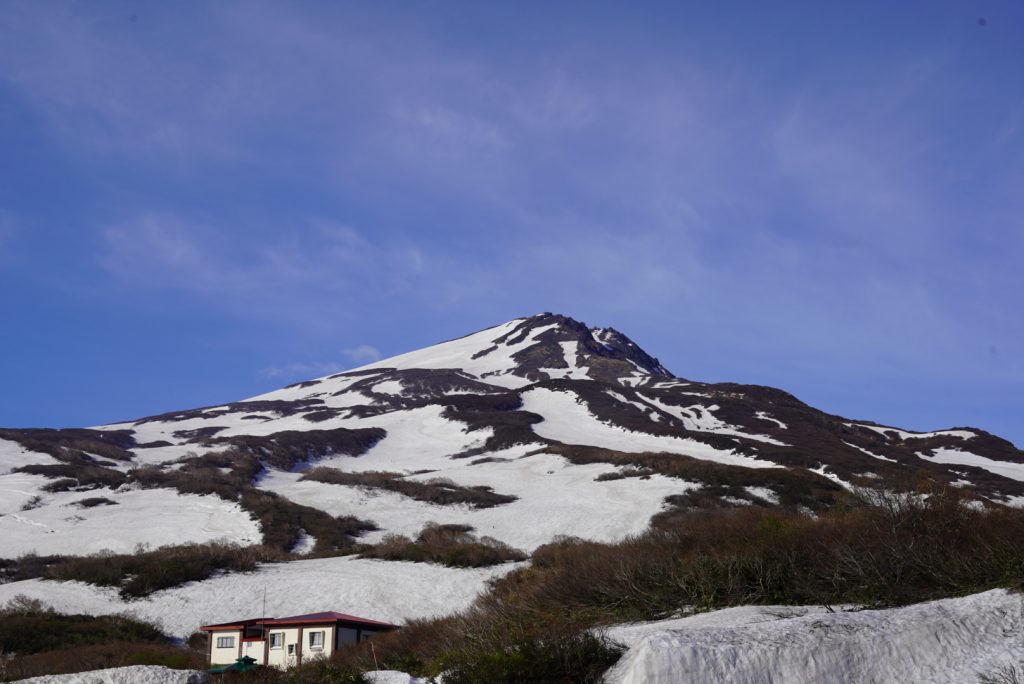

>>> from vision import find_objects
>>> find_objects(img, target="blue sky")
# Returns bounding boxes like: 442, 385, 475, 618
1, 1, 1022, 446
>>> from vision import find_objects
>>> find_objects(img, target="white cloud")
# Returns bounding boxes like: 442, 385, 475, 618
262, 345, 381, 383
262, 361, 343, 379
342, 345, 382, 364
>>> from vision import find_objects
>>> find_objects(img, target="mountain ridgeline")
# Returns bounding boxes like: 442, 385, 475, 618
2, 312, 1023, 569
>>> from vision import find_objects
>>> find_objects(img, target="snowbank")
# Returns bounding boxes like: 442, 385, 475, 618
603, 589, 1024, 683
14, 665, 206, 684
364, 672, 423, 684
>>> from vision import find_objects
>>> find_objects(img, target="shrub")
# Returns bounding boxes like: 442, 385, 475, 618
303, 468, 518, 508
334, 486, 1024, 679
0, 597, 200, 680
16, 464, 128, 491
980, 665, 1024, 684
240, 490, 376, 554
360, 524, 526, 567
435, 632, 624, 684
4, 543, 287, 599
1, 641, 204, 681
72, 497, 118, 508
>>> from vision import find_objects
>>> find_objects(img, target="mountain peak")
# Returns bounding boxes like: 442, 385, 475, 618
346, 312, 672, 389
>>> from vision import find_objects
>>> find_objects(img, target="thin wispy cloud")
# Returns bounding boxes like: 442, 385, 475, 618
342, 345, 382, 365
0, 1, 1020, 443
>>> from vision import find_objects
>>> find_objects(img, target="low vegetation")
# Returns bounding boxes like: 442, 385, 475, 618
329, 486, 1024, 681
241, 489, 377, 553
0, 596, 202, 681
3, 542, 286, 600
303, 468, 518, 508
5, 486, 1024, 682
359, 524, 527, 567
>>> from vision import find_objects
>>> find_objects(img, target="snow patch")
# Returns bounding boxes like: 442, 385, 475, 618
842, 440, 897, 463
0, 488, 260, 558
918, 447, 1024, 482
846, 423, 977, 441
744, 486, 779, 505
640, 396, 788, 446
522, 388, 776, 469
754, 411, 787, 430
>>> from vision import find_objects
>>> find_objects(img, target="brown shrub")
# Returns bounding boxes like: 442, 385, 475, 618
240, 489, 376, 554
1, 641, 204, 680
303, 468, 517, 508
16, 464, 128, 492
4, 543, 287, 599
360, 523, 526, 567
334, 486, 1024, 678
0, 599, 199, 681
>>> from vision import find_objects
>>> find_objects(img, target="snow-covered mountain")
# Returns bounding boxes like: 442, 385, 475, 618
1, 313, 1023, 634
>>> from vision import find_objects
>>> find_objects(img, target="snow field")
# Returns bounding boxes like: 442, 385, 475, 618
0, 487, 260, 558
0, 472, 52, 515
345, 318, 564, 388
521, 388, 777, 469
313, 404, 496, 473
260, 450, 695, 551
602, 589, 1024, 684
0, 555, 513, 638
0, 438, 58, 475
638, 395, 787, 446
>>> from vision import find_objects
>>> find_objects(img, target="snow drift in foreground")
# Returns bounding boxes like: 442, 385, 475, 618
603, 589, 1024, 684
14, 665, 206, 684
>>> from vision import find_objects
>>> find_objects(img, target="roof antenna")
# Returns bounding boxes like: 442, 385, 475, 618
262, 586, 267, 637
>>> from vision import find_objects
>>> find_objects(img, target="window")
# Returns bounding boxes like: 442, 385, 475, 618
216, 636, 235, 649
287, 644, 296, 656
269, 632, 283, 648
309, 631, 324, 650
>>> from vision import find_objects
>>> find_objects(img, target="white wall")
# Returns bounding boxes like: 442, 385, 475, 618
266, 626, 302, 669
241, 639, 266, 664
209, 629, 242, 665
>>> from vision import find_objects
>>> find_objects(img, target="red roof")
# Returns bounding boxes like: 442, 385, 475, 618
200, 611, 396, 631
264, 611, 396, 628
199, 617, 265, 631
